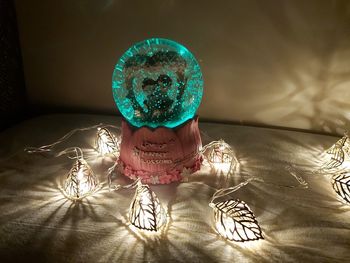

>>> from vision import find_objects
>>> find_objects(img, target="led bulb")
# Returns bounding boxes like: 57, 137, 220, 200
128, 182, 166, 231
63, 158, 99, 200
208, 140, 233, 164
210, 199, 263, 242
205, 140, 236, 174
95, 127, 119, 155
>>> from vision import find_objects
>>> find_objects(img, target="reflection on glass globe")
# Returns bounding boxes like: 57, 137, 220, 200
112, 38, 203, 128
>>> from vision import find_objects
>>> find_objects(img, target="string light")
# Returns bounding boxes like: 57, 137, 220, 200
24, 123, 120, 157
208, 140, 232, 163
95, 127, 120, 155
321, 133, 350, 170
129, 181, 166, 232
332, 172, 350, 204
108, 167, 167, 232
202, 139, 237, 175
24, 122, 312, 242
209, 179, 263, 242
316, 134, 350, 204
26, 141, 100, 201
63, 157, 99, 200
210, 199, 263, 242
208, 169, 307, 242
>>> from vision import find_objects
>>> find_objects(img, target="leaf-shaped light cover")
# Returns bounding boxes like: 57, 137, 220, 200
95, 127, 120, 155
129, 182, 166, 231
208, 140, 234, 164
112, 38, 203, 128
210, 199, 263, 242
203, 140, 236, 174
323, 135, 350, 170
63, 158, 99, 200
332, 172, 350, 204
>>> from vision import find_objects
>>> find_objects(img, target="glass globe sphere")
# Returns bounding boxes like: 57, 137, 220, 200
112, 38, 203, 128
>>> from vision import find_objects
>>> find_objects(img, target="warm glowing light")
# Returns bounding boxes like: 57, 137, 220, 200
212, 163, 232, 175
95, 127, 119, 155
332, 172, 350, 204
203, 139, 237, 174
208, 140, 233, 164
63, 158, 99, 200
128, 181, 166, 232
210, 199, 263, 242
322, 134, 350, 170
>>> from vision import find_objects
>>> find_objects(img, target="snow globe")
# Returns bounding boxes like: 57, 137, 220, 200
112, 38, 203, 184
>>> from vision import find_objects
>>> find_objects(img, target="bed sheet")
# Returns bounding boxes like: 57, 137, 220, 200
0, 114, 349, 263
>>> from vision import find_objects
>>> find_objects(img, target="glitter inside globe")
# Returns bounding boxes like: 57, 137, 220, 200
112, 38, 203, 128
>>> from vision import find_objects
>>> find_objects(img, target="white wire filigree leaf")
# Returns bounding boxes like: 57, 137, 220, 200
95, 127, 119, 155
322, 137, 347, 169
202, 139, 237, 175
210, 199, 263, 242
332, 172, 350, 204
208, 140, 234, 164
63, 159, 98, 200
129, 183, 166, 231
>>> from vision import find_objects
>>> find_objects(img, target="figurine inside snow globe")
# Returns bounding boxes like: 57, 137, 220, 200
112, 38, 203, 184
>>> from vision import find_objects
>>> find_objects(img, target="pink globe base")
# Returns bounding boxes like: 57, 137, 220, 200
117, 116, 202, 184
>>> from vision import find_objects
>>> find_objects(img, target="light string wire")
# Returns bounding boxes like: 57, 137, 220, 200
210, 177, 255, 204
210, 164, 308, 204
24, 123, 121, 155
55, 147, 84, 160
107, 161, 142, 191
284, 163, 309, 188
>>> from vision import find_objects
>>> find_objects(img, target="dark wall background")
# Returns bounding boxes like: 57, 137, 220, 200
5, 0, 350, 134
0, 0, 26, 131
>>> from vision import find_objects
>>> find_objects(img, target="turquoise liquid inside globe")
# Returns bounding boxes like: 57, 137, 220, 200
112, 38, 203, 128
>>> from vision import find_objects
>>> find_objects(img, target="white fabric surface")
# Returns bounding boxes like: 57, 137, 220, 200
0, 114, 349, 263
